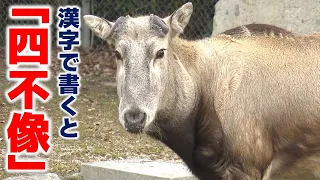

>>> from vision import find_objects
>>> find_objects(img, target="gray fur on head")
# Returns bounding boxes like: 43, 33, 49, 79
150, 14, 169, 36
110, 16, 126, 36
82, 2, 194, 133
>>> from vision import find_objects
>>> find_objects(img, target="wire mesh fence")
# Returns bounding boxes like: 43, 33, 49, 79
2, 0, 218, 80
1, 0, 218, 48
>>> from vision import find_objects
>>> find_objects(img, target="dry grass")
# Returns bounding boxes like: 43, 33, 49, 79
0, 66, 179, 179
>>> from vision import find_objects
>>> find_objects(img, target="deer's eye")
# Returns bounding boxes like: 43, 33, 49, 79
156, 49, 165, 59
115, 51, 122, 60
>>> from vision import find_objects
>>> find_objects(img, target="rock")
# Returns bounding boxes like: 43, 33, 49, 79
93, 64, 101, 75
4, 173, 60, 180
93, 64, 100, 70
81, 159, 197, 180
63, 172, 83, 180
212, 0, 320, 35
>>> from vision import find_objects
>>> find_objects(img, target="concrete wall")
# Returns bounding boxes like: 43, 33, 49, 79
212, 0, 320, 35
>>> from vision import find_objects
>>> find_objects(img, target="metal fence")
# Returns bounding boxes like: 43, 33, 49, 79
1, 0, 218, 48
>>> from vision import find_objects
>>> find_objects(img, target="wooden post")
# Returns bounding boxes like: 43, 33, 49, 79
81, 0, 91, 48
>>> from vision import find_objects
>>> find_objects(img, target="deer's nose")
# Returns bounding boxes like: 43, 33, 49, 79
124, 107, 146, 133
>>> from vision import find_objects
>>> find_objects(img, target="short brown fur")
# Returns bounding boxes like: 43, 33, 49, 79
165, 33, 320, 179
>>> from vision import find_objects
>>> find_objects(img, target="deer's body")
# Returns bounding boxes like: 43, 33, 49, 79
160, 34, 320, 179
84, 3, 320, 179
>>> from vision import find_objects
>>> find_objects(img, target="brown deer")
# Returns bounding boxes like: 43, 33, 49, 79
83, 2, 320, 180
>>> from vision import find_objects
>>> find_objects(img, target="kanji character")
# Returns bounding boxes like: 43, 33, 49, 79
60, 96, 77, 117
7, 71, 50, 109
58, 30, 79, 50
6, 111, 50, 171
7, 112, 50, 153
11, 7, 50, 23
6, 154, 46, 171
9, 28, 48, 64
58, 73, 80, 95
59, 117, 78, 139
59, 53, 80, 72
58, 7, 80, 28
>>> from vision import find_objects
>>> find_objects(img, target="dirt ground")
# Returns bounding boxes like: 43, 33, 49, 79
0, 55, 180, 179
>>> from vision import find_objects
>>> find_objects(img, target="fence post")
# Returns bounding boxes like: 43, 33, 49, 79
81, 0, 91, 48
59, 0, 68, 5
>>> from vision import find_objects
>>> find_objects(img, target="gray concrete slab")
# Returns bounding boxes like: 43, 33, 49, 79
4, 173, 60, 180
81, 159, 198, 180
212, 0, 320, 36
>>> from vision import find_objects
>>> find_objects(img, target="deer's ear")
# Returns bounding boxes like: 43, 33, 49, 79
163, 2, 193, 37
83, 15, 114, 39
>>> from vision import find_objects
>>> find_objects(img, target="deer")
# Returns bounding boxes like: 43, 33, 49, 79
220, 23, 293, 37
83, 2, 320, 180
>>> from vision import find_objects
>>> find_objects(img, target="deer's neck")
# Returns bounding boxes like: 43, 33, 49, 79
148, 37, 225, 178
146, 39, 198, 167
